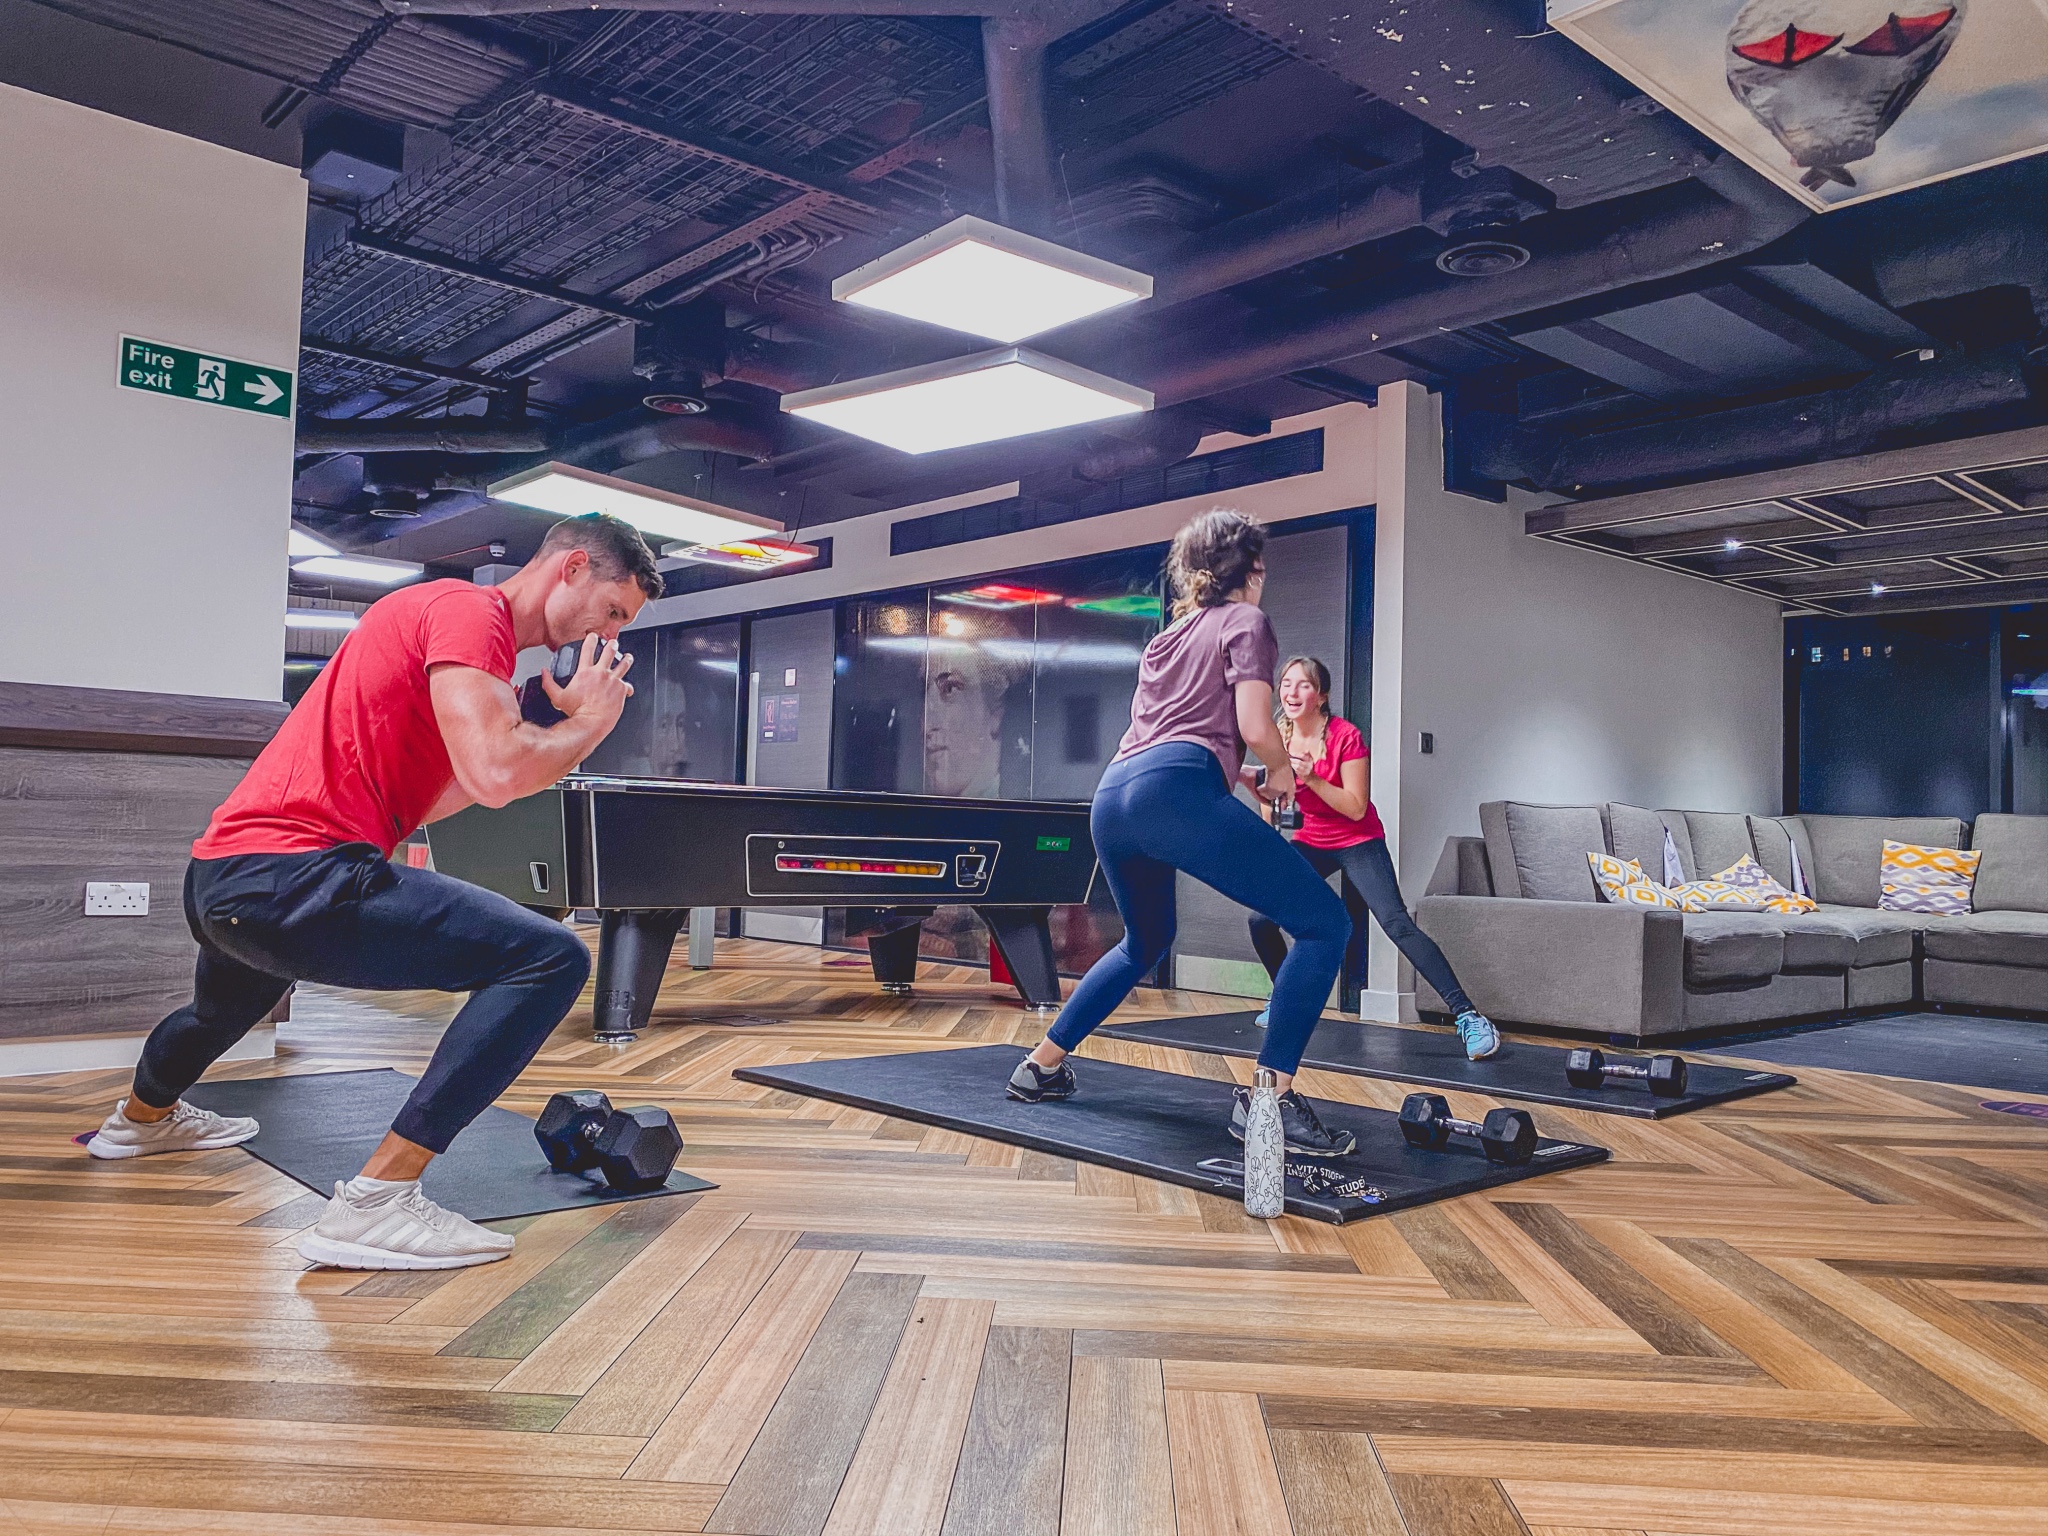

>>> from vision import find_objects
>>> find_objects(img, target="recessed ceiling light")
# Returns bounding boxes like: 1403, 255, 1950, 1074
293, 553, 423, 586
1870, 582, 1888, 595
489, 461, 784, 547
664, 537, 819, 571
285, 608, 360, 631
1723, 537, 1744, 551
832, 214, 1152, 342
782, 347, 1151, 455
289, 525, 339, 558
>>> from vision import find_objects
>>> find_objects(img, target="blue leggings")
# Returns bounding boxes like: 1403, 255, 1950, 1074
1049, 741, 1350, 1074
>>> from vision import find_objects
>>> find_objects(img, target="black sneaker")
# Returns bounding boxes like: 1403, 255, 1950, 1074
1230, 1086, 1357, 1158
1007, 1057, 1077, 1102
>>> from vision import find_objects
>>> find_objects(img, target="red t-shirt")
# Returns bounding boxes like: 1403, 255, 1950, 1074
1291, 715, 1386, 848
195, 581, 518, 859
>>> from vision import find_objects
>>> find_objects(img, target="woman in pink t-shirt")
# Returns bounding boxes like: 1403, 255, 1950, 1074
1249, 656, 1500, 1060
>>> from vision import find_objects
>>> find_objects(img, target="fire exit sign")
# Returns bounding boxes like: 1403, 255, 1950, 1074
117, 336, 293, 418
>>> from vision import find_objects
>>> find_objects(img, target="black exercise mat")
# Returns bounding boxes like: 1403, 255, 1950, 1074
1098, 1012, 1794, 1118
1704, 1011, 2048, 1095
183, 1069, 714, 1221
732, 1045, 1608, 1224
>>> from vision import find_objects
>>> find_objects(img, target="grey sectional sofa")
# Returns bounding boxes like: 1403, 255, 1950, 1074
1413, 804, 2048, 1041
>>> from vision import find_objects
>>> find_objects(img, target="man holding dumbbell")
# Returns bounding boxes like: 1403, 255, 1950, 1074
84, 514, 661, 1271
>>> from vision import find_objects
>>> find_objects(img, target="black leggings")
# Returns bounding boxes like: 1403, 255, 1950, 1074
1248, 837, 1475, 1017
135, 846, 590, 1153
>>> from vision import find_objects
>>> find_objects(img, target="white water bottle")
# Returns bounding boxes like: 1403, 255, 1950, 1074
1243, 1067, 1285, 1219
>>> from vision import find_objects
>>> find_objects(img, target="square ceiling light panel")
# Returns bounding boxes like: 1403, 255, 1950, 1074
782, 348, 1152, 455
832, 215, 1152, 342
1549, 0, 2048, 210
489, 462, 783, 547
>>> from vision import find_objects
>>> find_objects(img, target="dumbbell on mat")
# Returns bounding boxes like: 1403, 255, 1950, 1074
535, 1090, 684, 1193
1397, 1093, 1537, 1166
1565, 1048, 1688, 1098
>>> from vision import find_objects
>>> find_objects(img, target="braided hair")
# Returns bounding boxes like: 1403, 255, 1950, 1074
1167, 508, 1266, 620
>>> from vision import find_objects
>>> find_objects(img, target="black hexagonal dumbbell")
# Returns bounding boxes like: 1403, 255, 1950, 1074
535, 1090, 683, 1193
1397, 1092, 1538, 1166
1565, 1047, 1689, 1099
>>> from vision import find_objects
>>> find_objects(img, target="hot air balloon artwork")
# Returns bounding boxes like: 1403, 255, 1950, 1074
1550, 0, 2048, 208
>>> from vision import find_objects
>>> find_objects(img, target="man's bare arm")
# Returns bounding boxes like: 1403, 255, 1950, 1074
429, 641, 635, 810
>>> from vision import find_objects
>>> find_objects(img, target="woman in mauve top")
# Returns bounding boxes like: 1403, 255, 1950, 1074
1005, 509, 1356, 1158
1247, 656, 1500, 1060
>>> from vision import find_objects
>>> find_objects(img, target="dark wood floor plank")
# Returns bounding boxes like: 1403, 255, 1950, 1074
1668, 1237, 2024, 1432
794, 1229, 1354, 1273
940, 1326, 1070, 1536
440, 1194, 698, 1360
1258, 1397, 2048, 1463
1385, 1473, 1530, 1536
1071, 1331, 1767, 1384
0, 1366, 575, 1431
1390, 1208, 1524, 1303
706, 1270, 923, 1536
1268, 1427, 1412, 1535
1495, 1203, 1740, 1359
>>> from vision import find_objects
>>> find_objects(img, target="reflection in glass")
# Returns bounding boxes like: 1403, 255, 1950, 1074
580, 620, 740, 782
828, 547, 1164, 974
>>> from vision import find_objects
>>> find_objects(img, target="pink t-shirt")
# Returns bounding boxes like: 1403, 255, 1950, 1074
1291, 715, 1386, 848
1114, 601, 1279, 780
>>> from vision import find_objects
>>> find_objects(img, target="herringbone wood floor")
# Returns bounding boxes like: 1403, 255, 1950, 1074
4, 934, 2047, 1536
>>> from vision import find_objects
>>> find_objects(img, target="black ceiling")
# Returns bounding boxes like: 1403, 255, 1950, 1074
11, 0, 2046, 603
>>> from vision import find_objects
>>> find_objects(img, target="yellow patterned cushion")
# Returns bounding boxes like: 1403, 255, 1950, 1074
1670, 878, 1767, 912
1588, 853, 1682, 908
1709, 854, 1819, 914
1880, 840, 1981, 916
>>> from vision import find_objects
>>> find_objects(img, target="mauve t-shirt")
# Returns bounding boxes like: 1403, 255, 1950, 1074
1113, 601, 1279, 779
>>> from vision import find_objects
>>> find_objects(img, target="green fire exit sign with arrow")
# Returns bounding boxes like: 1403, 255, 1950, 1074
117, 336, 293, 418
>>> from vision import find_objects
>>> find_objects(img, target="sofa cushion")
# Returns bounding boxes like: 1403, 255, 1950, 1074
1681, 812, 1756, 881
1747, 817, 1799, 891
1968, 815, 2048, 913
1711, 854, 1818, 913
1681, 911, 1784, 987
1920, 910, 2048, 968
1481, 802, 1606, 902
1605, 804, 1695, 883
1765, 915, 1857, 971
1799, 815, 1967, 908
1879, 840, 1982, 916
1807, 905, 1920, 967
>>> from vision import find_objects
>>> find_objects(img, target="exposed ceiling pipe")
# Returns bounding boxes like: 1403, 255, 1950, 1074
559, 401, 781, 470
1144, 162, 1427, 309
1851, 159, 2048, 331
1464, 349, 2034, 496
1072, 409, 1208, 482
1115, 157, 1807, 407
982, 17, 1057, 237
295, 420, 552, 454
1198, 0, 1714, 208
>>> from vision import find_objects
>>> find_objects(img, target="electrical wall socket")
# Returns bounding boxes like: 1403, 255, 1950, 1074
85, 882, 150, 916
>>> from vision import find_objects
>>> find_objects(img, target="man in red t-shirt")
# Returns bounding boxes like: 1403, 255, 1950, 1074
86, 514, 662, 1270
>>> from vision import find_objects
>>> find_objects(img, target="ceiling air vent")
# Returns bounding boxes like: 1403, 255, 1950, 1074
1436, 238, 1531, 278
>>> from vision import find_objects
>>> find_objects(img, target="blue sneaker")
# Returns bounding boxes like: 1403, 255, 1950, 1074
1454, 1010, 1500, 1060
1253, 1007, 1270, 1028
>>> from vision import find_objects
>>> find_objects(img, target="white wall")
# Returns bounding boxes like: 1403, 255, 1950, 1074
0, 84, 305, 701
1367, 381, 1785, 1016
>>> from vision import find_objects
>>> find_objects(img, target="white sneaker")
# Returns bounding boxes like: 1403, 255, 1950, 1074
86, 1098, 259, 1159
297, 1180, 515, 1270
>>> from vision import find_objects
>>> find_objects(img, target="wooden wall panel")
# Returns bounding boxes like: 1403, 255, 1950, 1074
0, 745, 251, 1041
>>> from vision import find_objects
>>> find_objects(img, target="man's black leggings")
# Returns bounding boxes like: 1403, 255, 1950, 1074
135, 846, 590, 1153
1248, 836, 1475, 1017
